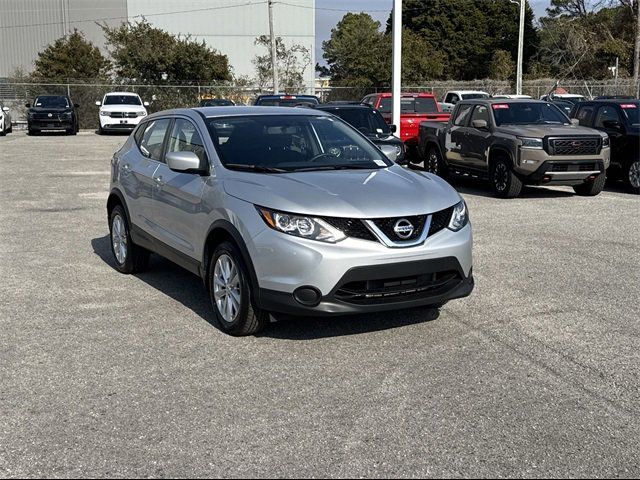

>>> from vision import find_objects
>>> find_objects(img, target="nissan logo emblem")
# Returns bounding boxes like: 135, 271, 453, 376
393, 219, 414, 239
47, 113, 53, 117
571, 141, 580, 147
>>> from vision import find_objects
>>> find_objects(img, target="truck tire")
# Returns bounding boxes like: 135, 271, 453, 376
626, 160, 640, 194
426, 146, 448, 178
208, 241, 268, 336
491, 157, 522, 198
573, 172, 606, 196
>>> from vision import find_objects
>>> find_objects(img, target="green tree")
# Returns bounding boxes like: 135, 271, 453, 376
489, 50, 516, 80
253, 36, 311, 92
31, 30, 110, 81
102, 19, 231, 84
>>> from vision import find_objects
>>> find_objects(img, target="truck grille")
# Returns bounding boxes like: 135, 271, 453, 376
549, 137, 601, 156
549, 162, 599, 172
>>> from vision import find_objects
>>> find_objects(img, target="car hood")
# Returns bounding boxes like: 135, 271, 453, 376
368, 134, 402, 144
29, 107, 73, 113
496, 124, 605, 137
100, 104, 145, 112
222, 165, 460, 218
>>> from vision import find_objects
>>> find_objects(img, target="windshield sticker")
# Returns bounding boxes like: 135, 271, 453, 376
492, 104, 509, 109
620, 104, 637, 109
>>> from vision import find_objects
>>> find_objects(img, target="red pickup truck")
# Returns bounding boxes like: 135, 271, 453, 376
361, 92, 450, 151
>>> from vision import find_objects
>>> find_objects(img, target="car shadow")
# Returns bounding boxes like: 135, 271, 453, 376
91, 234, 440, 339
446, 176, 576, 199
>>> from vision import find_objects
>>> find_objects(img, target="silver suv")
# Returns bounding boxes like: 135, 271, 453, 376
107, 107, 474, 335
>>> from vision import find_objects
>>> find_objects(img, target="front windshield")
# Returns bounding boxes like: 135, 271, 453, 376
328, 109, 390, 136
34, 96, 69, 108
462, 93, 489, 100
493, 102, 570, 126
104, 95, 142, 106
256, 97, 319, 107
200, 99, 234, 107
621, 103, 639, 125
207, 115, 391, 172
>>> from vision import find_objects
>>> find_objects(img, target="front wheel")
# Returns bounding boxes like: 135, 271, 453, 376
208, 241, 268, 336
573, 172, 606, 196
626, 160, 640, 194
491, 158, 522, 198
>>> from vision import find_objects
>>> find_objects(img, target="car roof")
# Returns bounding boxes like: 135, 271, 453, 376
255, 94, 318, 99
314, 104, 373, 111
461, 98, 548, 105
447, 90, 489, 94
104, 92, 140, 96
190, 106, 331, 117
371, 92, 436, 98
577, 99, 639, 105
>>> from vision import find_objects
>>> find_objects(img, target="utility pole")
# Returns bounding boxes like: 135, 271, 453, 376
510, 0, 525, 95
268, 0, 279, 94
392, 0, 402, 139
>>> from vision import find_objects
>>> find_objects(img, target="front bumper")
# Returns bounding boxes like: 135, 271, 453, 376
99, 115, 143, 130
29, 120, 73, 131
515, 147, 610, 185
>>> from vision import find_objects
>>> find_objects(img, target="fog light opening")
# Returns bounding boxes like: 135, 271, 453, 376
293, 287, 321, 306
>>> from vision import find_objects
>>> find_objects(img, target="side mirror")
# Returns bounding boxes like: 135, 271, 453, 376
166, 151, 204, 173
143, 101, 150, 107
472, 119, 488, 130
389, 124, 397, 133
74, 103, 80, 108
95, 101, 101, 106
570, 118, 580, 126
379, 144, 399, 162
2, 107, 9, 113
25, 103, 31, 108
602, 119, 622, 130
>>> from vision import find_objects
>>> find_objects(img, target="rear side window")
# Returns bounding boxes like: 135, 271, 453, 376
138, 118, 171, 162
453, 104, 473, 126
445, 93, 459, 104
575, 105, 594, 126
595, 106, 621, 128
401, 97, 438, 114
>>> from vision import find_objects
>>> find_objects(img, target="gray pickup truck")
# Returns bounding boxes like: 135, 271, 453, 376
417, 99, 611, 198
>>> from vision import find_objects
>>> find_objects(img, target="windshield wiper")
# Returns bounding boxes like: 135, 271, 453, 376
224, 163, 288, 173
291, 165, 378, 172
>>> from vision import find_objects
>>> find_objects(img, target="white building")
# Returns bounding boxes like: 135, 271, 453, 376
0, 0, 315, 89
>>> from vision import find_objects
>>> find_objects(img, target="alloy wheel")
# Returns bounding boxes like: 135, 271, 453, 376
494, 163, 509, 191
111, 214, 127, 265
427, 151, 439, 174
629, 161, 640, 189
213, 254, 241, 323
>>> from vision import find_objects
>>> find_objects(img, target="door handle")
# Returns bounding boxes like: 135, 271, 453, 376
153, 175, 165, 187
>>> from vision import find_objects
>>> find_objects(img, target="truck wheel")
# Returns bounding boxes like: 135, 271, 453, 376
573, 172, 606, 196
208, 241, 268, 336
626, 160, 640, 194
491, 158, 522, 198
426, 146, 448, 177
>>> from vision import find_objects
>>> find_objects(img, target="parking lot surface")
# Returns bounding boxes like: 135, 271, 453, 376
1, 131, 639, 478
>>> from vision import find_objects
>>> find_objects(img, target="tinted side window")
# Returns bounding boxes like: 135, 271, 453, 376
453, 104, 473, 126
378, 97, 392, 113
470, 105, 490, 124
595, 106, 621, 127
134, 122, 147, 145
138, 118, 171, 162
167, 119, 207, 166
576, 106, 594, 126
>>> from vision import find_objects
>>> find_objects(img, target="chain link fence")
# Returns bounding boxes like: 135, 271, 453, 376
1, 78, 638, 129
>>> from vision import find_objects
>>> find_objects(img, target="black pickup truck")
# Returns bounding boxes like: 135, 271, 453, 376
570, 99, 639, 194
417, 99, 611, 198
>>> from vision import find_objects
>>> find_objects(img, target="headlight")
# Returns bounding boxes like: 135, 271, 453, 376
257, 207, 346, 243
62, 111, 72, 118
100, 110, 110, 116
602, 136, 610, 148
137, 111, 147, 117
448, 200, 469, 232
519, 137, 543, 149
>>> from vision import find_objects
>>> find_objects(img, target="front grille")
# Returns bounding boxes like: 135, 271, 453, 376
321, 217, 377, 242
109, 112, 138, 118
549, 162, 598, 172
33, 113, 61, 121
549, 137, 600, 156
428, 206, 454, 237
335, 270, 461, 305
371, 215, 427, 242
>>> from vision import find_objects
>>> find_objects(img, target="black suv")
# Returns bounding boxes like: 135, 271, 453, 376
314, 104, 406, 164
26, 95, 79, 135
254, 94, 319, 107
571, 99, 640, 194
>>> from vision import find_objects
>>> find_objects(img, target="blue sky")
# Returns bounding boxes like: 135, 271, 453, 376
315, 0, 551, 66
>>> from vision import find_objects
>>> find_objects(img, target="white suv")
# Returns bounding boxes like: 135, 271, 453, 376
96, 92, 149, 134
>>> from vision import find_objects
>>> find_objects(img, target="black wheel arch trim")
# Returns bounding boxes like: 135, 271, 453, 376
107, 188, 131, 224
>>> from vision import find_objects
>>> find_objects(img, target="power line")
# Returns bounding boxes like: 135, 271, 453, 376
0, 1, 267, 30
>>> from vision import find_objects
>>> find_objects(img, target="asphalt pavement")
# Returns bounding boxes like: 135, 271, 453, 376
1, 131, 639, 478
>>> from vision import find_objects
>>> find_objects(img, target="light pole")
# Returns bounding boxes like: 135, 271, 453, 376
268, 0, 279, 94
510, 0, 525, 95
392, 0, 402, 139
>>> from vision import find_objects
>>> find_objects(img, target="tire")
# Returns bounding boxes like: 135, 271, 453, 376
7, 125, 12, 133
98, 126, 104, 135
208, 241, 268, 336
490, 157, 522, 198
573, 172, 606, 196
625, 160, 640, 195
27, 128, 36, 136
109, 205, 150, 274
425, 146, 448, 177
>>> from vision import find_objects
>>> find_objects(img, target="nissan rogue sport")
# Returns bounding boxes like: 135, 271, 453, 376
107, 107, 474, 335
